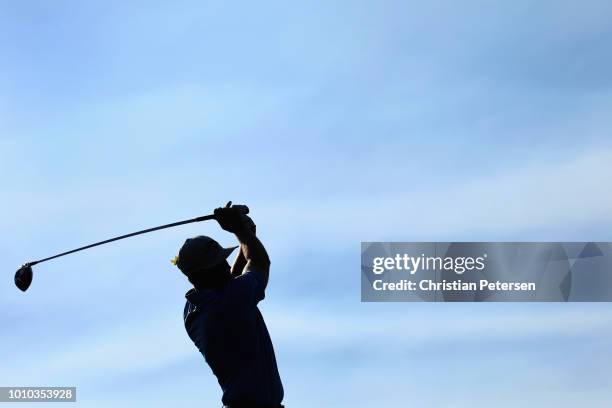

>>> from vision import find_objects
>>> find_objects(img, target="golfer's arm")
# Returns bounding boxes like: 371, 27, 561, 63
231, 248, 248, 277
234, 229, 270, 286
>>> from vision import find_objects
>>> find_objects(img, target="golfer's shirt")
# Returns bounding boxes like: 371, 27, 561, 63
183, 269, 284, 406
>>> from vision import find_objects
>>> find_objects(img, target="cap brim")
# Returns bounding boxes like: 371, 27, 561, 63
198, 246, 238, 269
222, 246, 239, 259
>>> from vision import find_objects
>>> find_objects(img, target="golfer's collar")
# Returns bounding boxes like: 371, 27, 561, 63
185, 288, 199, 303
185, 288, 212, 305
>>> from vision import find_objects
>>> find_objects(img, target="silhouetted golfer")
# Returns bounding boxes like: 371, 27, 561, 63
174, 203, 284, 408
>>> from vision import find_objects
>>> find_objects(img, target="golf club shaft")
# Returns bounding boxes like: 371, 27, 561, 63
28, 214, 216, 266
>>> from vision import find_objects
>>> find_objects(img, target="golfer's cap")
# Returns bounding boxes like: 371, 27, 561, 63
174, 236, 238, 274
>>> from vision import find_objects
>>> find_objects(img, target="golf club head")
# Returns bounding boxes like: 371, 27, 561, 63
15, 264, 33, 292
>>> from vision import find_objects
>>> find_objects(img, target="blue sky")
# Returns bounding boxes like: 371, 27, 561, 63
1, 1, 612, 407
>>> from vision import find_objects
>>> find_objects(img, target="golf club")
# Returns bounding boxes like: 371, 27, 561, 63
14, 203, 249, 292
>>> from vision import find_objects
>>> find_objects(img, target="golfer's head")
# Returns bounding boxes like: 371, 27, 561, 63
174, 236, 236, 288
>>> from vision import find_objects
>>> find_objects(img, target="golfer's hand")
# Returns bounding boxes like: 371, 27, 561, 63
214, 203, 255, 233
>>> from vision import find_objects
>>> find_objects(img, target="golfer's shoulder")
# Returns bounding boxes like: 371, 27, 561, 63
238, 266, 267, 286
228, 268, 267, 304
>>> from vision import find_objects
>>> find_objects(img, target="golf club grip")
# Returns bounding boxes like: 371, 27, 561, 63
232, 205, 249, 215
34, 214, 216, 265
